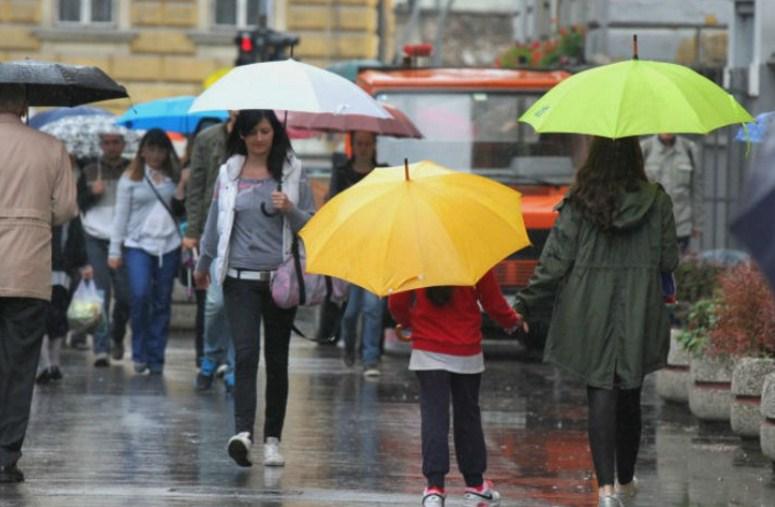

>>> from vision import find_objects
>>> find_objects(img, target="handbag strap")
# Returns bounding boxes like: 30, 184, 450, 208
144, 174, 182, 238
290, 235, 306, 305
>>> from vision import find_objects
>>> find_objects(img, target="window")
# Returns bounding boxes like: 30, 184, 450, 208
58, 0, 113, 23
215, 0, 262, 28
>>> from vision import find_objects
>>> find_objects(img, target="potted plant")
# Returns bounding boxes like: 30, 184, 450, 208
690, 264, 775, 424
705, 264, 775, 438
656, 258, 722, 404
760, 372, 775, 462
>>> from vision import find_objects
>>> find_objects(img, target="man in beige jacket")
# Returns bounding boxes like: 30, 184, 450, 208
0, 84, 77, 483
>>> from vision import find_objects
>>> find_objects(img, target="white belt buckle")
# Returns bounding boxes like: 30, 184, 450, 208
227, 268, 272, 281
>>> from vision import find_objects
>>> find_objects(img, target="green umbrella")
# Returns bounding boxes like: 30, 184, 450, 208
519, 57, 752, 139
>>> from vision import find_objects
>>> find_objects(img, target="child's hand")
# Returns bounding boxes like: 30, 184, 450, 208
506, 313, 529, 334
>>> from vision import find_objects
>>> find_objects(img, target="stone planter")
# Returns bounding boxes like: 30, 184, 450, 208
689, 354, 734, 422
656, 329, 691, 403
760, 373, 775, 462
730, 358, 775, 439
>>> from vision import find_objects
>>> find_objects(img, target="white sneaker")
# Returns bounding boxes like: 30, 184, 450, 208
263, 436, 285, 467
463, 479, 501, 506
615, 477, 639, 498
422, 488, 445, 507
227, 432, 252, 467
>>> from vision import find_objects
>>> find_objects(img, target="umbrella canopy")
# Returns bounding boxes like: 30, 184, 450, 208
189, 59, 390, 119
29, 105, 111, 129
40, 115, 139, 159
283, 103, 422, 138
299, 160, 530, 296
0, 60, 128, 107
735, 111, 775, 143
730, 131, 775, 291
519, 58, 752, 138
116, 95, 228, 134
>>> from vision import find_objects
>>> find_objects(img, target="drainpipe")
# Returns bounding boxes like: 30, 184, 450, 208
431, 0, 455, 66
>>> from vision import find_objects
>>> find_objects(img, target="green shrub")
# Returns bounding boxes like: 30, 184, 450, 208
676, 298, 718, 356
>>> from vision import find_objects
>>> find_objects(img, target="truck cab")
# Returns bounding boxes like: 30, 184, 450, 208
356, 67, 586, 295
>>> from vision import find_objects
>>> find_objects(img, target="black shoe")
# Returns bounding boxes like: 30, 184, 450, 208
94, 354, 110, 368
195, 372, 214, 391
344, 348, 355, 367
111, 342, 124, 361
0, 463, 24, 483
35, 369, 51, 385
49, 366, 63, 380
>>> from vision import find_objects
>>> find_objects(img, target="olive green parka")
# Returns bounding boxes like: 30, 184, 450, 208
514, 181, 679, 389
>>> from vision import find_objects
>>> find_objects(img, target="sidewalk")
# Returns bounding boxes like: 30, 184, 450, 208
3, 310, 774, 506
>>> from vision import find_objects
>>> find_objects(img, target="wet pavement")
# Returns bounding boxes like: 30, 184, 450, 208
3, 308, 775, 506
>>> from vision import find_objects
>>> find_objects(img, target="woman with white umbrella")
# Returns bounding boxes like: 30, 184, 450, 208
194, 110, 315, 468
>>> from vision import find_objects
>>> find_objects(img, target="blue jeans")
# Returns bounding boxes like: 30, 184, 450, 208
341, 286, 384, 366
201, 262, 234, 374
124, 247, 180, 370
85, 234, 130, 355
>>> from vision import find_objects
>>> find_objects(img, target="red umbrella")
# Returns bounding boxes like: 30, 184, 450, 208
283, 103, 423, 138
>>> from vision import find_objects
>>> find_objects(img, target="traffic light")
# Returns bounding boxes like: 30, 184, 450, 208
235, 31, 257, 66
234, 28, 300, 66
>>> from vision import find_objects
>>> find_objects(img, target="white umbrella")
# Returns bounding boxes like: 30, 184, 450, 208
41, 115, 139, 159
189, 59, 390, 119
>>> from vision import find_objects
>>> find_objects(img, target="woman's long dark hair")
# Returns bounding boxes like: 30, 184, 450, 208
426, 286, 454, 307
128, 128, 180, 182
226, 109, 292, 182
566, 136, 647, 230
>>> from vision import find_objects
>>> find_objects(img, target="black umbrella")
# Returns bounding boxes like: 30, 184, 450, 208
730, 125, 775, 291
0, 60, 128, 106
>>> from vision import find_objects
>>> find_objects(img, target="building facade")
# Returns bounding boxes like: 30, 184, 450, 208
0, 0, 394, 112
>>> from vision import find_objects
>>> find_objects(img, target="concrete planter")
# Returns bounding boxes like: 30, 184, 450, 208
656, 330, 691, 403
760, 373, 775, 462
689, 354, 734, 422
730, 358, 775, 439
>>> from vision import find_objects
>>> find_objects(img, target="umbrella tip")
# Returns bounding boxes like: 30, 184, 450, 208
404, 158, 410, 181
632, 34, 639, 60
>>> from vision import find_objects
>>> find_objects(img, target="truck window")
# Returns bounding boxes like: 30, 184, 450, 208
375, 92, 579, 185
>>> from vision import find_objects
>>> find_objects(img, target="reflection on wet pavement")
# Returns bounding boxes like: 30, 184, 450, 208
3, 309, 774, 506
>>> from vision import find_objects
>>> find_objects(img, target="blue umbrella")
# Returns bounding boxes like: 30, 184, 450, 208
730, 127, 775, 291
735, 111, 775, 143
29, 105, 111, 129
116, 95, 228, 134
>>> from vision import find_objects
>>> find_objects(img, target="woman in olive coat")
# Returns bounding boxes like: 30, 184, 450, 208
514, 136, 679, 507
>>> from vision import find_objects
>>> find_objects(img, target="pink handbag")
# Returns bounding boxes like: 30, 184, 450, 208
271, 237, 348, 309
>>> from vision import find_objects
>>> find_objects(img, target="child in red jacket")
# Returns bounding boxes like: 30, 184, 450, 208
388, 269, 525, 507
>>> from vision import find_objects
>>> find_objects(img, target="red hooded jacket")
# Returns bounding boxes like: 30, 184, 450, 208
388, 270, 519, 356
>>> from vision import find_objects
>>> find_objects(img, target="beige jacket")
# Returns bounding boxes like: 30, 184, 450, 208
0, 113, 77, 301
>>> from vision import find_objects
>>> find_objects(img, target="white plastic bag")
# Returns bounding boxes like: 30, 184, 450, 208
66, 279, 104, 334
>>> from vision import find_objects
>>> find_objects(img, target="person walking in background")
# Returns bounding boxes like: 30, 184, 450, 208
0, 84, 78, 483
194, 110, 315, 468
329, 131, 386, 376
184, 113, 237, 391
641, 133, 702, 254
514, 137, 679, 507
109, 129, 186, 376
388, 271, 523, 507
37, 214, 92, 383
77, 129, 131, 363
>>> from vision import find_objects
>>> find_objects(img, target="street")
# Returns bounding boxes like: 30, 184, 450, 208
3, 308, 774, 507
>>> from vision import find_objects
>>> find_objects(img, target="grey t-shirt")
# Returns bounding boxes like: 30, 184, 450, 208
198, 175, 315, 273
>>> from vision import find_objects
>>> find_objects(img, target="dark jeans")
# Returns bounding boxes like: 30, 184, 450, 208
84, 234, 130, 351
223, 277, 296, 442
587, 384, 643, 487
0, 298, 47, 466
124, 247, 180, 370
194, 288, 206, 366
416, 370, 486, 490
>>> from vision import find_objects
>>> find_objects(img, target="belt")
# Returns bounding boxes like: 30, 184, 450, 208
226, 268, 273, 281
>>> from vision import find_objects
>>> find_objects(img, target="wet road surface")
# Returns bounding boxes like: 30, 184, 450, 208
3, 308, 775, 506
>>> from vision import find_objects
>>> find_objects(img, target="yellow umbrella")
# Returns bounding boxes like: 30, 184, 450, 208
299, 160, 530, 296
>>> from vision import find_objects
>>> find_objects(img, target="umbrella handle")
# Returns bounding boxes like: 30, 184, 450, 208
260, 182, 283, 217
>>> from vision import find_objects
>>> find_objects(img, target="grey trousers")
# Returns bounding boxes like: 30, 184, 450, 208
0, 297, 47, 466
